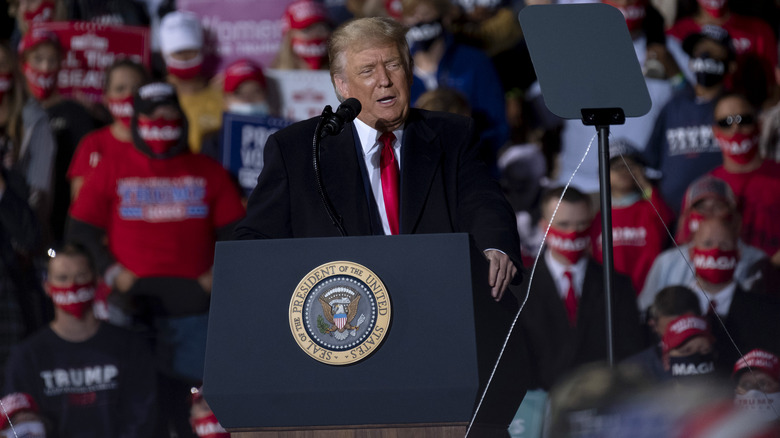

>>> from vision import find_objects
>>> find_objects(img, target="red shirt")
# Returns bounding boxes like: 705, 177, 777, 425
592, 190, 673, 294
70, 146, 245, 278
668, 15, 778, 86
711, 161, 780, 258
67, 126, 131, 180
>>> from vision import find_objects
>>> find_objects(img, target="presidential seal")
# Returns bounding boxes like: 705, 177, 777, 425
289, 261, 391, 365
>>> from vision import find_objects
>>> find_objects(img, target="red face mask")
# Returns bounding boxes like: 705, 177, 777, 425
23, 62, 57, 100
547, 227, 590, 264
23, 0, 55, 28
108, 94, 134, 127
291, 37, 328, 70
191, 413, 230, 438
0, 72, 12, 103
137, 117, 183, 155
47, 281, 96, 319
691, 247, 738, 284
604, 0, 646, 32
165, 54, 203, 80
715, 130, 760, 165
697, 0, 728, 17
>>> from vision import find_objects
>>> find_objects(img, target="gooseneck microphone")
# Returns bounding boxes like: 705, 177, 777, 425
319, 98, 362, 138
313, 98, 362, 236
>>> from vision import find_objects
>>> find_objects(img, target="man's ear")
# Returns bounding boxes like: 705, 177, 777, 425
334, 74, 349, 100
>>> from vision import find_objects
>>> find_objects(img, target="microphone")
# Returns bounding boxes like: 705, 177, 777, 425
319, 98, 361, 138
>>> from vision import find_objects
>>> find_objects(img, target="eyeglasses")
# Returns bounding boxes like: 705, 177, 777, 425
715, 114, 755, 128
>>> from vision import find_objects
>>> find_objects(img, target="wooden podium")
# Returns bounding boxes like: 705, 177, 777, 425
203, 234, 527, 437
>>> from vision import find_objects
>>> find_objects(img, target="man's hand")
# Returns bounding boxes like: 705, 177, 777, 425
484, 250, 517, 301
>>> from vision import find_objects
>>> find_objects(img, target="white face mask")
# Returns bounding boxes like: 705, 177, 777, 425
228, 102, 269, 116
734, 390, 780, 422
3, 421, 46, 437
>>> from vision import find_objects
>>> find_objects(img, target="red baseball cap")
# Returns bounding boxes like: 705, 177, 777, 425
18, 27, 60, 56
0, 393, 39, 429
283, 0, 329, 32
733, 349, 780, 381
223, 59, 266, 93
662, 314, 713, 356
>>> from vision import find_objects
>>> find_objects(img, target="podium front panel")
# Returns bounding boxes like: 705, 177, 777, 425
204, 233, 499, 429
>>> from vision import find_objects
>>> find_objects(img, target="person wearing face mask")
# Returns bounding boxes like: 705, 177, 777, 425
638, 175, 768, 314
517, 186, 643, 391
0, 41, 55, 248
709, 93, 780, 269
3, 243, 157, 438
67, 59, 149, 200
643, 25, 735, 217
0, 392, 49, 438
591, 140, 673, 294
667, 0, 777, 102
200, 59, 270, 163
661, 314, 718, 380
733, 349, 780, 423
623, 286, 702, 382
18, 28, 99, 246
684, 217, 780, 375
272, 0, 332, 71
160, 11, 223, 155
66, 82, 245, 438
401, 0, 508, 170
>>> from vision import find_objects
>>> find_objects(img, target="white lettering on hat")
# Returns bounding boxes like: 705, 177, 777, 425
669, 316, 708, 334
0, 394, 33, 413
692, 254, 737, 270
138, 83, 175, 100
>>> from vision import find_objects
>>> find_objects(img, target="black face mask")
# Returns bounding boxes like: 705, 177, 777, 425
690, 54, 726, 88
668, 352, 716, 378
406, 19, 443, 55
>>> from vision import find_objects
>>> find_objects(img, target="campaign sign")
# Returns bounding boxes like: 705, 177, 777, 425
32, 21, 150, 103
178, 0, 289, 73
266, 69, 340, 122
221, 113, 292, 196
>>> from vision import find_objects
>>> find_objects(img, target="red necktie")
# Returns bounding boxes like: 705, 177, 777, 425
379, 131, 399, 235
563, 270, 578, 326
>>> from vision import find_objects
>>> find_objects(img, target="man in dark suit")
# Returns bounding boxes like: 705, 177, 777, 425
234, 17, 521, 299
518, 186, 643, 390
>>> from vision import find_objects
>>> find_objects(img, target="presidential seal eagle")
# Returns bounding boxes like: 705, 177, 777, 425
319, 293, 361, 335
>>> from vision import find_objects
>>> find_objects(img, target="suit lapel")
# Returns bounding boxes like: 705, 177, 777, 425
400, 111, 442, 234
319, 125, 373, 236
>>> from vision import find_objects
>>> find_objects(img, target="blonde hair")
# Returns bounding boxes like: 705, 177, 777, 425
328, 17, 411, 100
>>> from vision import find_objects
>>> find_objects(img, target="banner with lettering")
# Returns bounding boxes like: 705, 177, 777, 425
266, 69, 340, 122
31, 21, 150, 103
221, 113, 293, 195
178, 0, 288, 73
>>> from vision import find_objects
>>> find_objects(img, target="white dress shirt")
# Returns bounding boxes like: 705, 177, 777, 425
545, 250, 588, 300
353, 117, 404, 236
691, 280, 736, 317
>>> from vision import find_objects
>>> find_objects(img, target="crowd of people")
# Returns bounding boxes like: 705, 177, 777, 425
0, 0, 779, 436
